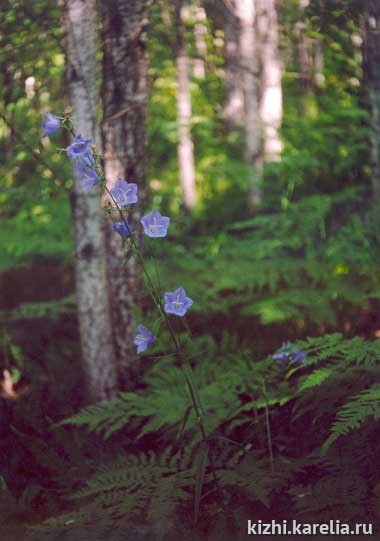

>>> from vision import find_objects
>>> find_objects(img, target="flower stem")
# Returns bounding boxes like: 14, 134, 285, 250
262, 381, 275, 473
103, 185, 227, 509
66, 125, 227, 514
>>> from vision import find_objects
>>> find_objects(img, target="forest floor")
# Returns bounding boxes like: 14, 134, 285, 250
1, 262, 380, 540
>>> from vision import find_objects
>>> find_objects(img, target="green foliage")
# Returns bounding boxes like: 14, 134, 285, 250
63, 330, 380, 443
1, 0, 379, 536
279, 0, 369, 204
61, 338, 253, 440
144, 192, 380, 327
0, 1, 70, 270
33, 444, 283, 539
52, 330, 380, 529
33, 448, 195, 539
322, 385, 380, 452
279, 102, 369, 199
2, 295, 76, 321
0, 194, 72, 270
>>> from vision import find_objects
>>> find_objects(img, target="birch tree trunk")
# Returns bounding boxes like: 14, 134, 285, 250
101, 0, 149, 384
235, 0, 262, 210
295, 21, 312, 95
223, 0, 244, 125
174, 0, 197, 211
313, 41, 325, 89
62, 0, 117, 402
256, 0, 283, 162
363, 0, 380, 199
193, 4, 207, 78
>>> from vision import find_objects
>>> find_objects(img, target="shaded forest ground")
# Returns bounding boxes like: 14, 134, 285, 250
1, 253, 380, 539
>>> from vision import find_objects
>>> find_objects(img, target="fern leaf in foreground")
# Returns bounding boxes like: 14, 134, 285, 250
297, 368, 333, 392
322, 385, 380, 452
57, 397, 132, 437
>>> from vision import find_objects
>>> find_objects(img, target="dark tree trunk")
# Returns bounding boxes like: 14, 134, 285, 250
101, 0, 150, 385
62, 0, 117, 402
363, 0, 380, 199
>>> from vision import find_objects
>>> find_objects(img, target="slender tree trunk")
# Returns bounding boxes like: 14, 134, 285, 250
256, 0, 283, 162
363, 0, 380, 199
313, 41, 325, 89
295, 21, 312, 94
62, 0, 117, 402
223, 0, 244, 125
101, 0, 149, 385
174, 0, 197, 211
235, 0, 262, 209
193, 4, 207, 78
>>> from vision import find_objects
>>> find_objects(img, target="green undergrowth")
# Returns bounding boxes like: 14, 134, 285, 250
30, 331, 380, 538
0, 194, 72, 271
146, 191, 380, 326
3, 191, 380, 332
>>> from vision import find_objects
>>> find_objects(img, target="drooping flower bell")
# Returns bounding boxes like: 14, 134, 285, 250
273, 341, 307, 365
112, 221, 132, 238
73, 160, 100, 189
140, 210, 170, 238
134, 324, 155, 354
289, 348, 307, 364
164, 287, 193, 317
42, 112, 61, 137
66, 134, 93, 162
110, 179, 138, 206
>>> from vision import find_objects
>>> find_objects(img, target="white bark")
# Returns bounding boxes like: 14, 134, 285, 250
257, 0, 283, 162
193, 5, 207, 78
313, 41, 325, 88
62, 0, 117, 402
294, 19, 312, 95
175, 0, 197, 211
223, 0, 244, 124
235, 0, 262, 209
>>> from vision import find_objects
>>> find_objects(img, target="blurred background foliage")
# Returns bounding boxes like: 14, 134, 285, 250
1, 0, 378, 327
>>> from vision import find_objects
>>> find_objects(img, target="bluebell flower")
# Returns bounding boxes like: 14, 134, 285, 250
73, 160, 100, 189
272, 351, 289, 363
140, 210, 170, 238
164, 287, 193, 317
66, 135, 92, 162
289, 349, 307, 364
112, 221, 131, 238
134, 324, 155, 354
42, 112, 61, 137
273, 341, 307, 365
110, 179, 138, 206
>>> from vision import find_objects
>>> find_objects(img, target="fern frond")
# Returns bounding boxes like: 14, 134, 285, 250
322, 385, 380, 452
297, 368, 333, 392
60, 385, 189, 439
57, 397, 132, 437
217, 451, 273, 507
291, 470, 368, 520
33, 449, 195, 540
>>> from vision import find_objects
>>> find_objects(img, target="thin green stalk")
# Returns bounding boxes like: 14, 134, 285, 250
262, 381, 275, 473
104, 182, 227, 511
66, 125, 227, 513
